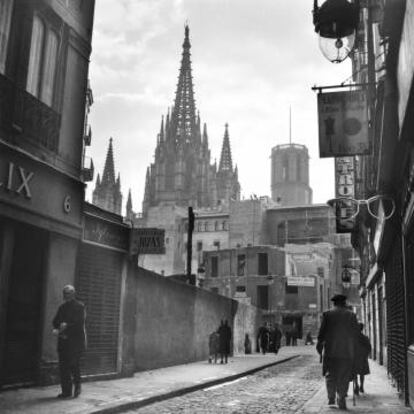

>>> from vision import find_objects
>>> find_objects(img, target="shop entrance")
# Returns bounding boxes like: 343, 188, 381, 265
0, 220, 47, 387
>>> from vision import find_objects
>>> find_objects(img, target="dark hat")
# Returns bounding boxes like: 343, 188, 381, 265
331, 294, 347, 303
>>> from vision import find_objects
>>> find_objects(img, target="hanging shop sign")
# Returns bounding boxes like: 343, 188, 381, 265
318, 90, 369, 157
334, 157, 356, 233
130, 228, 165, 255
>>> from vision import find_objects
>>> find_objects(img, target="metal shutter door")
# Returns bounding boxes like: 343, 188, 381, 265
77, 244, 122, 375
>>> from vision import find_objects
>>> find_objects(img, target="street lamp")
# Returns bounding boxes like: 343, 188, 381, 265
313, 0, 360, 63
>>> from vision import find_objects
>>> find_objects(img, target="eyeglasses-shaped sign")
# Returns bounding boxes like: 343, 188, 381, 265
327, 195, 395, 222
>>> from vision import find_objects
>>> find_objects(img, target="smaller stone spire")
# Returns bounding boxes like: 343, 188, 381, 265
126, 188, 133, 220
102, 137, 116, 185
219, 123, 233, 172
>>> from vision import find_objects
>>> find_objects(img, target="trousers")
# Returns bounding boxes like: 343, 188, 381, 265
58, 350, 81, 395
325, 357, 352, 400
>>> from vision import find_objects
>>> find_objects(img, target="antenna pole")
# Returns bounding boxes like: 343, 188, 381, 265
289, 106, 292, 145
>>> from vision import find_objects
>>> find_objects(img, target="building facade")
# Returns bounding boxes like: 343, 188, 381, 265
0, 0, 95, 387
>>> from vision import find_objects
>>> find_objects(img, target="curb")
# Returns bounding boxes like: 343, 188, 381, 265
89, 355, 300, 414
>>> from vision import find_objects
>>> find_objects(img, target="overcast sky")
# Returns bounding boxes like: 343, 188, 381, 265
85, 0, 352, 213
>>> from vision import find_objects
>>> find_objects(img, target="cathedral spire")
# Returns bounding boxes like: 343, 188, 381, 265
171, 24, 197, 143
219, 123, 233, 172
102, 137, 116, 184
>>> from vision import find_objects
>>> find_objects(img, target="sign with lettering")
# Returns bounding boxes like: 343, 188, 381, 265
334, 157, 356, 233
0, 162, 34, 198
286, 276, 315, 287
130, 228, 165, 255
84, 215, 129, 251
318, 90, 369, 157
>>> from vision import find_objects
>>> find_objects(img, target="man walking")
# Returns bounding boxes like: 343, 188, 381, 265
52, 285, 86, 398
218, 320, 232, 363
316, 294, 359, 410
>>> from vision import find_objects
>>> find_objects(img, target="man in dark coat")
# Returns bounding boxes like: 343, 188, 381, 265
316, 294, 359, 410
218, 320, 232, 363
257, 323, 270, 354
52, 285, 86, 398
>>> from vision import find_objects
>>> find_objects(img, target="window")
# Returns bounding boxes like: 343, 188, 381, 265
214, 221, 219, 231
211, 256, 218, 277
26, 15, 59, 106
222, 221, 226, 230
258, 253, 268, 276
257, 285, 269, 309
237, 254, 246, 276
213, 240, 220, 250
197, 221, 202, 232
317, 267, 324, 278
204, 221, 209, 232
285, 281, 298, 294
197, 241, 203, 252
0, 0, 14, 74
236, 285, 246, 293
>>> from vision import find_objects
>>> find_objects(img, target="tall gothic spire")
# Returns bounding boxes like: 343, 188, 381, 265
219, 123, 233, 172
171, 25, 197, 143
102, 137, 116, 184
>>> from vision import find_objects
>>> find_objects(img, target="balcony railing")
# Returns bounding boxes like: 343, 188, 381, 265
0, 73, 60, 152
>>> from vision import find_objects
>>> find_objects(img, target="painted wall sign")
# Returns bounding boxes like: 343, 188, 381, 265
84, 216, 129, 251
0, 162, 34, 198
130, 228, 165, 255
286, 276, 315, 287
318, 90, 369, 157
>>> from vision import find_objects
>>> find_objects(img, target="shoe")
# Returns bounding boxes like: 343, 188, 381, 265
337, 397, 347, 410
57, 393, 72, 399
328, 398, 335, 405
74, 385, 81, 398
359, 385, 364, 393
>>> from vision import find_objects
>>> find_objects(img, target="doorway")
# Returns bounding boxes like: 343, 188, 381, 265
1, 220, 47, 387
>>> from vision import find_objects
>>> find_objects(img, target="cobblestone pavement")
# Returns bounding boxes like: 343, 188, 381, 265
127, 353, 323, 414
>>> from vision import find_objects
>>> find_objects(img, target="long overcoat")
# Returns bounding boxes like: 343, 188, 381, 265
355, 332, 371, 375
317, 306, 359, 377
52, 299, 86, 355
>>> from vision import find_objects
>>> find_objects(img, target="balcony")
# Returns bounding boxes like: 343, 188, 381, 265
82, 156, 94, 182
0, 73, 60, 152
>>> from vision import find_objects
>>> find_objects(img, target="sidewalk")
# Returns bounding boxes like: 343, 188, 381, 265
301, 356, 414, 413
0, 346, 412, 414
0, 347, 301, 414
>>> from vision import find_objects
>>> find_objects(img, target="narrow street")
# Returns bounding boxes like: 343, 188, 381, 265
128, 350, 322, 414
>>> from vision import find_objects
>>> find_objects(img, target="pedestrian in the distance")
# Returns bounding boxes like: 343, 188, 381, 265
52, 285, 86, 399
218, 320, 232, 363
305, 331, 314, 345
257, 322, 270, 354
244, 333, 252, 354
316, 294, 359, 410
271, 323, 282, 354
353, 323, 371, 395
208, 329, 220, 363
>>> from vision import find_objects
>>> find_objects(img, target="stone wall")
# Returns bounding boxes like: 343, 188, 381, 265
123, 266, 262, 372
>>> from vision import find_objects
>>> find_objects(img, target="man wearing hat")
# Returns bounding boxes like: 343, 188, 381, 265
316, 294, 359, 410
52, 285, 86, 399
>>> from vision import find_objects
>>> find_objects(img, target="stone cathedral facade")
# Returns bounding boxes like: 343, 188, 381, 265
142, 26, 240, 216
